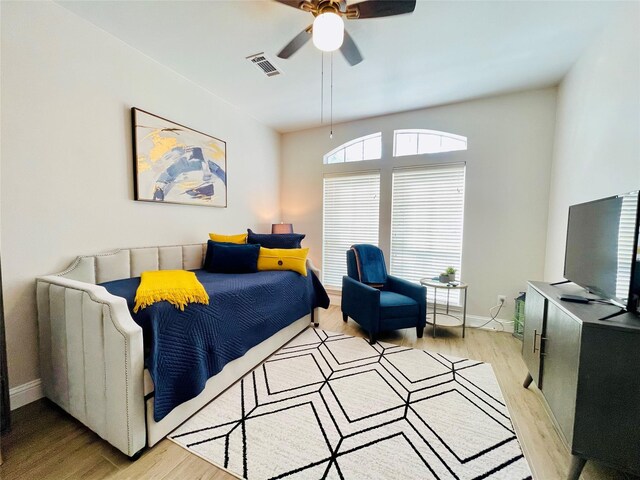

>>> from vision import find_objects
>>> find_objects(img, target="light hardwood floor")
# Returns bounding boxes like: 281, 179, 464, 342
1, 305, 637, 480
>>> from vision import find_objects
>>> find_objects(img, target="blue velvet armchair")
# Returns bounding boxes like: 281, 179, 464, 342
341, 245, 427, 344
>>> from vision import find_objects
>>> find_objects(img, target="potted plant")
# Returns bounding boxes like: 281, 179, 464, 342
446, 266, 457, 282
439, 267, 457, 283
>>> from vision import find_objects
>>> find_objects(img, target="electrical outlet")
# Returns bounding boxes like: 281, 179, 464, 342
498, 295, 506, 305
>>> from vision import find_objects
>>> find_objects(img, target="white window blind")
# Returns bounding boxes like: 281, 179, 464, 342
323, 172, 381, 288
390, 164, 466, 305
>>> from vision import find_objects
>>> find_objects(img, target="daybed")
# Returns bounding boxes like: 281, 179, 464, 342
36, 243, 322, 458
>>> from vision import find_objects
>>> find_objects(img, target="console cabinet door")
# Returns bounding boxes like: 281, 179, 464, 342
522, 286, 546, 387
541, 303, 581, 446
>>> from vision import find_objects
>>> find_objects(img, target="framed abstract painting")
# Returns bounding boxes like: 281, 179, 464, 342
132, 108, 227, 207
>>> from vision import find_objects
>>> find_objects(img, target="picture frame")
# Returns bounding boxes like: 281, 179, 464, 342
132, 108, 227, 207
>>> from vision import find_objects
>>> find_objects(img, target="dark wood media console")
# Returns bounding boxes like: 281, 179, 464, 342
522, 281, 640, 480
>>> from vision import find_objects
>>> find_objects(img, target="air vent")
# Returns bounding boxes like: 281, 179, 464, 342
246, 52, 282, 77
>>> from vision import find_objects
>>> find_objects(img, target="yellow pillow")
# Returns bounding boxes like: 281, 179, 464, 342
209, 232, 247, 244
257, 247, 309, 276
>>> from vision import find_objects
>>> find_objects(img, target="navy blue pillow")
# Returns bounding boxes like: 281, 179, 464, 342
204, 240, 260, 274
247, 228, 305, 249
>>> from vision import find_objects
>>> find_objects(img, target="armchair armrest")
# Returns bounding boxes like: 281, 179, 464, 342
341, 276, 381, 334
386, 275, 427, 327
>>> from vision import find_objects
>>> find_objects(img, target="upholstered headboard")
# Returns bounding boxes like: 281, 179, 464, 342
57, 244, 207, 284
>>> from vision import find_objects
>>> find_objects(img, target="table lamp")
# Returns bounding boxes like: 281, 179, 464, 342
271, 223, 294, 234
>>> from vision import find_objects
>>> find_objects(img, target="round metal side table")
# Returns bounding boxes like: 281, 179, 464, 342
419, 278, 468, 338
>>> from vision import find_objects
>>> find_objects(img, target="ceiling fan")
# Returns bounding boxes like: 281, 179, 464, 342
275, 0, 417, 66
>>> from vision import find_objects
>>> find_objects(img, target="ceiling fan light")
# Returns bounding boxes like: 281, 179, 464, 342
312, 12, 344, 52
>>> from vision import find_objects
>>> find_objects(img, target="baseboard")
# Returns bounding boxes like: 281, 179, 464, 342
329, 293, 515, 334
9, 378, 43, 410
328, 292, 341, 306
466, 315, 514, 334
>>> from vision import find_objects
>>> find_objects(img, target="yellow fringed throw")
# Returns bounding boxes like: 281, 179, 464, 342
134, 270, 209, 313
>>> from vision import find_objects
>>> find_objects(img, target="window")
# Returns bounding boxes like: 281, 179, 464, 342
393, 129, 467, 157
323, 133, 382, 164
321, 130, 468, 297
323, 172, 380, 288
390, 164, 466, 305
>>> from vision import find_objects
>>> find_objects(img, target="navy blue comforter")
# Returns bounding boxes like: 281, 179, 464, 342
101, 269, 329, 421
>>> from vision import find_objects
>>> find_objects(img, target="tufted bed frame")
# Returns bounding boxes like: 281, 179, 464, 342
36, 243, 319, 458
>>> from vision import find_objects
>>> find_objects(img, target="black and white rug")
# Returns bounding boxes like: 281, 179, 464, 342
170, 328, 532, 480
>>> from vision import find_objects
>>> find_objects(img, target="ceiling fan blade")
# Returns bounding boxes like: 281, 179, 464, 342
273, 0, 304, 10
349, 0, 416, 19
277, 25, 312, 59
340, 30, 363, 66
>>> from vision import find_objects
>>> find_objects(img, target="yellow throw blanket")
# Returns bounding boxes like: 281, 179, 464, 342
134, 270, 209, 313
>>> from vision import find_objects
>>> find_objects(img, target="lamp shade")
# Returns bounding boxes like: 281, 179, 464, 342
271, 223, 294, 234
312, 12, 344, 52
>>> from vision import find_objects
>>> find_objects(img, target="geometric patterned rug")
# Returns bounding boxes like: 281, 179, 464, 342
170, 328, 532, 479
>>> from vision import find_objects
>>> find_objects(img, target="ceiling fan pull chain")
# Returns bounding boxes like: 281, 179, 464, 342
330, 51, 333, 139
321, 52, 324, 125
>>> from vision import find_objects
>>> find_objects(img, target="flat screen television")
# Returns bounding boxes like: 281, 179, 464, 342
564, 190, 640, 313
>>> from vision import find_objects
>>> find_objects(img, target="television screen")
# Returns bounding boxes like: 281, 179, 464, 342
564, 190, 639, 309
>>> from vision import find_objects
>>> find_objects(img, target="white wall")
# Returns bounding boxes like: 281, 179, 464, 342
544, 3, 640, 281
281, 88, 557, 320
1, 1, 281, 389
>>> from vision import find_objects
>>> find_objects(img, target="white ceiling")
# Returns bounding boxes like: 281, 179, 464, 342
58, 0, 618, 133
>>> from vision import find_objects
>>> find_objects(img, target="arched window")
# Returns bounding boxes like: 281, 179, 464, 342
393, 129, 467, 157
323, 132, 382, 164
